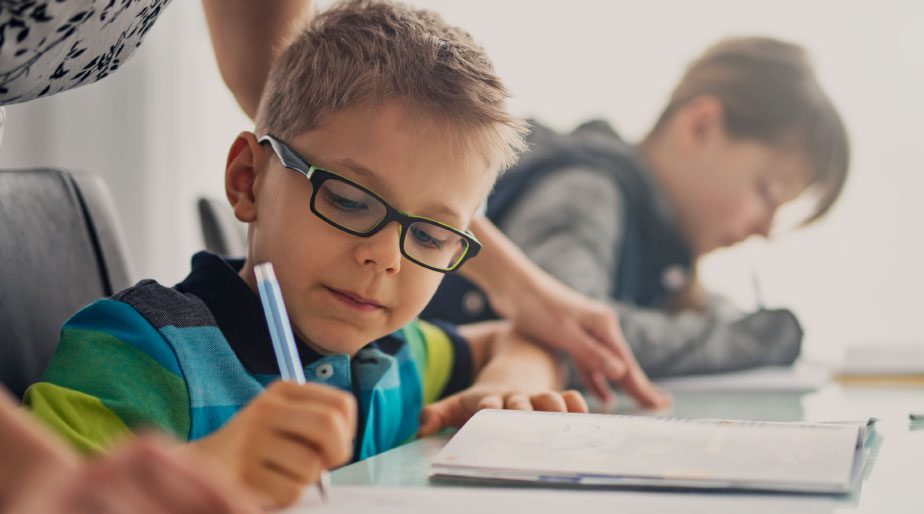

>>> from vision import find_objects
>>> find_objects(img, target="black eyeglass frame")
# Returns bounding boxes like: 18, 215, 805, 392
259, 134, 482, 273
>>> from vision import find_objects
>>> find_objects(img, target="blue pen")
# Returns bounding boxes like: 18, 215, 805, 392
255, 262, 331, 502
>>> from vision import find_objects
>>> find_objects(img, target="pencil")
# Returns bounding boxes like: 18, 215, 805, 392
256, 262, 331, 502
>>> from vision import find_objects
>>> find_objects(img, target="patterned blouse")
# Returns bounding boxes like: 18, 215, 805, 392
0, 0, 171, 106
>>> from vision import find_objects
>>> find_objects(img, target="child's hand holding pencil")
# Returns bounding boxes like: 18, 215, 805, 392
187, 263, 356, 510
189, 380, 356, 509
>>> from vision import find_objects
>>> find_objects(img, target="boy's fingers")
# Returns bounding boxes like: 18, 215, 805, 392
418, 397, 462, 437
502, 394, 533, 411
242, 462, 305, 509
418, 409, 446, 438
270, 403, 353, 467
419, 391, 505, 437
269, 381, 358, 429
417, 410, 442, 438
530, 392, 567, 413
475, 394, 503, 411
257, 431, 324, 484
562, 390, 589, 413
272, 380, 357, 416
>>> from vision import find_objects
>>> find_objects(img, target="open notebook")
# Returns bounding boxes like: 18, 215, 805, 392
431, 410, 869, 494
280, 487, 834, 514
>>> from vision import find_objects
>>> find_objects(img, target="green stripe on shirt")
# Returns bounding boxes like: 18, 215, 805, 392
403, 320, 455, 404
26, 383, 132, 454
26, 327, 191, 450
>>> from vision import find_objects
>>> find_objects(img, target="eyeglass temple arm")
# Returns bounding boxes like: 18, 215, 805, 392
260, 135, 316, 178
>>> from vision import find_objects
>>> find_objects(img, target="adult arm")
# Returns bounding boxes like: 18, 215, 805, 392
2, 388, 263, 514
460, 169, 667, 408
498, 167, 802, 383
202, 0, 314, 119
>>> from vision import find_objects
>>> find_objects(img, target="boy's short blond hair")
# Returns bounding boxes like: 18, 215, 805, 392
256, 0, 527, 173
649, 37, 850, 224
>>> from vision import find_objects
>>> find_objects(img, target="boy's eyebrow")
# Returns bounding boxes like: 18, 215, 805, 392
333, 158, 464, 225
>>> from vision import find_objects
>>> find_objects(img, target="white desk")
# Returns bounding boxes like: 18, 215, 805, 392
332, 384, 924, 513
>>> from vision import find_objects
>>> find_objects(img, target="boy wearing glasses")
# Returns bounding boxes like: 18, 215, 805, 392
25, 0, 588, 508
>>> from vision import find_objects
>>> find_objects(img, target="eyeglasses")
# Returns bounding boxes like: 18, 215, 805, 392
259, 134, 482, 273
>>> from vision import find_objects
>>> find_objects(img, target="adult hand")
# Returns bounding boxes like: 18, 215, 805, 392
7, 435, 264, 514
463, 217, 670, 409
500, 272, 671, 409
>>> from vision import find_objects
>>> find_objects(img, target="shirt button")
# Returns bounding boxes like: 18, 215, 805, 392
316, 363, 334, 380
463, 290, 485, 315
661, 265, 689, 292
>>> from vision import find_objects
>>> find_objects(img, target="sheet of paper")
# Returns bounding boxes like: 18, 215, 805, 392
654, 361, 830, 392
432, 410, 860, 492
839, 344, 924, 375
278, 486, 833, 514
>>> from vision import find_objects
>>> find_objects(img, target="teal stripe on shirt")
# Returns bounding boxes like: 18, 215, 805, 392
158, 325, 264, 409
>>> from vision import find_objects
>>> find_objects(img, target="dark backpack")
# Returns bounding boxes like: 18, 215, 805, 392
420, 120, 692, 324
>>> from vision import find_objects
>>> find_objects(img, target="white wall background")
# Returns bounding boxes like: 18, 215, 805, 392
1, 0, 922, 363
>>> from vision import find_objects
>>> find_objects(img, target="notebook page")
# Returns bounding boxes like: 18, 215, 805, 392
432, 410, 859, 489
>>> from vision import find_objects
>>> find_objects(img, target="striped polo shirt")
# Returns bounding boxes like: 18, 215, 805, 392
25, 252, 473, 460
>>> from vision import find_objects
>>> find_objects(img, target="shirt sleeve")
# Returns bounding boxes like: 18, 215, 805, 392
500, 166, 624, 301
611, 299, 803, 378
402, 319, 473, 404
24, 299, 191, 454
498, 166, 803, 379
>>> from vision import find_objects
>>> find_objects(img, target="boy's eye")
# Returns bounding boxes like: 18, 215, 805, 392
410, 225, 447, 250
756, 180, 775, 207
325, 189, 368, 212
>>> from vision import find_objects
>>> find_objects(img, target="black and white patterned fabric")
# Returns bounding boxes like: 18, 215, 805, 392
0, 0, 171, 106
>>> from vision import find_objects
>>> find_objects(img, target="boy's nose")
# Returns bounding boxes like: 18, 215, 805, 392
353, 222, 403, 274
750, 211, 774, 239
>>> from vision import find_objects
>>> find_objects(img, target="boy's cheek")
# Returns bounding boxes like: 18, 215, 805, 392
295, 316, 374, 355
401, 274, 445, 317
288, 262, 445, 347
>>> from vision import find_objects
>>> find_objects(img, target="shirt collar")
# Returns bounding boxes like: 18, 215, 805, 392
175, 251, 324, 374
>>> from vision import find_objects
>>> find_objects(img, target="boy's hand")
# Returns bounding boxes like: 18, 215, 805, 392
188, 381, 356, 509
418, 387, 588, 437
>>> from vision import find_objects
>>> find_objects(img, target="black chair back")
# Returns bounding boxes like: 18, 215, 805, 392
0, 169, 132, 399
197, 196, 246, 256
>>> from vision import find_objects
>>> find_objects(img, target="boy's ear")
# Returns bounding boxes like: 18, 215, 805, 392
225, 132, 264, 223
678, 95, 726, 150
